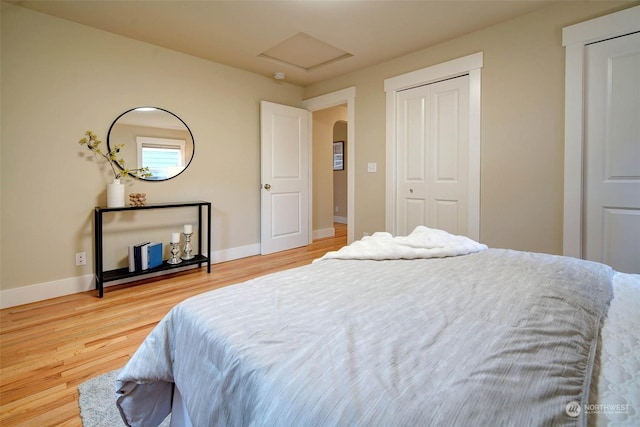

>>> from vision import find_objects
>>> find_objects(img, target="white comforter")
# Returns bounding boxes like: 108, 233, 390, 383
318, 226, 487, 261
116, 229, 616, 427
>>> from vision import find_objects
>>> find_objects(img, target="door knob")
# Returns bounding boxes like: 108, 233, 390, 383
263, 184, 271, 190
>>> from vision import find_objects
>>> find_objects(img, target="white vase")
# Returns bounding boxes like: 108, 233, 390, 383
107, 179, 125, 207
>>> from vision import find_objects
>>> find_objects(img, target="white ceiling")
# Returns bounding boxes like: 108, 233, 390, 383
9, 0, 560, 86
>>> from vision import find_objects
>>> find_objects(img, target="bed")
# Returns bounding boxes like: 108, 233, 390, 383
115, 227, 639, 427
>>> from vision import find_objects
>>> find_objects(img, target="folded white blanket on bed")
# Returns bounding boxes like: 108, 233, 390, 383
318, 226, 488, 261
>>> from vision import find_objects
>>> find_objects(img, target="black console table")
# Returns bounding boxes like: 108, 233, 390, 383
94, 201, 211, 297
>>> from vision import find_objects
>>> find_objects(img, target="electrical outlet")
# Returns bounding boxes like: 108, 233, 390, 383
75, 252, 86, 266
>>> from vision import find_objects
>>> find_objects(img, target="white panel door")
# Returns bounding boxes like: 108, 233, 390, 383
260, 101, 310, 255
584, 32, 640, 273
396, 75, 469, 236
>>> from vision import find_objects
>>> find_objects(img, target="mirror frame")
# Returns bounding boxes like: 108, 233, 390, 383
107, 106, 195, 181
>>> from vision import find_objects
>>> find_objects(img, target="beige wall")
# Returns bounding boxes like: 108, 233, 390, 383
304, 1, 633, 250
0, 3, 303, 292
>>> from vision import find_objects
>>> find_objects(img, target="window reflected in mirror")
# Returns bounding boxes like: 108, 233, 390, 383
137, 137, 186, 180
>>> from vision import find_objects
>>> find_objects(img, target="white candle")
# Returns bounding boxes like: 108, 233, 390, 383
171, 232, 180, 243
184, 224, 193, 234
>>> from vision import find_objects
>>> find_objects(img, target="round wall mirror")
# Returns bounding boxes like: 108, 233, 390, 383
107, 107, 195, 181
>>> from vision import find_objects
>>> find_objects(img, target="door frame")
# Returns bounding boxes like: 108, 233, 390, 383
562, 5, 640, 258
384, 52, 483, 240
303, 86, 356, 244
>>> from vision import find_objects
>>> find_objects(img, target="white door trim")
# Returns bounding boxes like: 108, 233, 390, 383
562, 5, 640, 258
303, 86, 356, 244
384, 52, 483, 240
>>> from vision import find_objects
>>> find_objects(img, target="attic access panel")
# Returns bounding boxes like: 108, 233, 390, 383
259, 32, 352, 71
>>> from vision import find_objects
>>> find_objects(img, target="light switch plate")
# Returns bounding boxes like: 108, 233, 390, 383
367, 162, 377, 173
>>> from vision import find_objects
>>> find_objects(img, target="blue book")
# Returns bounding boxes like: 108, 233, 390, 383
147, 242, 163, 269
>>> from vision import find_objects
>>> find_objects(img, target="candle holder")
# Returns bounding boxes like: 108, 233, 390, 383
167, 241, 182, 265
181, 232, 194, 260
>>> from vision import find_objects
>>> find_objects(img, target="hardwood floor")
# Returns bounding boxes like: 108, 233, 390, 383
0, 224, 347, 426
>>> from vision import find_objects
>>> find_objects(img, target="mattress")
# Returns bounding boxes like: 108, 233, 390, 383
589, 272, 640, 426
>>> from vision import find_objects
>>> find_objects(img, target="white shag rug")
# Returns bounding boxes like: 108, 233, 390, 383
78, 369, 170, 427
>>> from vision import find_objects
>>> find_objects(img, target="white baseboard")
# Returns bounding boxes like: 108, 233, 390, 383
0, 243, 262, 309
1, 275, 95, 309
313, 227, 335, 240
333, 216, 347, 224
210, 243, 260, 263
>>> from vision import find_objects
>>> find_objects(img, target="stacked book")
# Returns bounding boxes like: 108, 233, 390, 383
128, 242, 163, 272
